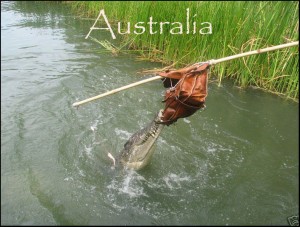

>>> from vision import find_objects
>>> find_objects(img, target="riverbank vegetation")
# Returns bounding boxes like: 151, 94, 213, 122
66, 1, 299, 101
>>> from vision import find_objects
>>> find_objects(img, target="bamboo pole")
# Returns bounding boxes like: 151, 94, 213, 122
72, 76, 161, 107
208, 41, 299, 65
72, 41, 298, 107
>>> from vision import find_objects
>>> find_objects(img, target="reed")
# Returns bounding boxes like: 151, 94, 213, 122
67, 1, 299, 101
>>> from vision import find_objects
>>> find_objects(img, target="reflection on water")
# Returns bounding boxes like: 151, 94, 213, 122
1, 1, 298, 225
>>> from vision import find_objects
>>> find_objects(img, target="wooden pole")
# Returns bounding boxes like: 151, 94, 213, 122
72, 76, 161, 107
208, 41, 299, 65
72, 41, 298, 107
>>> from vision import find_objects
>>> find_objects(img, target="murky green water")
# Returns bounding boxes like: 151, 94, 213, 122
1, 2, 298, 225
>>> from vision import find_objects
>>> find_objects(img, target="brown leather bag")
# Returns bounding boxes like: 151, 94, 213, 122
158, 63, 210, 125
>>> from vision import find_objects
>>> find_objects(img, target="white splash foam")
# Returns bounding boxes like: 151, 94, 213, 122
90, 119, 98, 132
119, 170, 148, 198
84, 145, 93, 158
183, 118, 191, 124
114, 128, 131, 140
107, 170, 148, 199
64, 177, 73, 181
163, 173, 191, 189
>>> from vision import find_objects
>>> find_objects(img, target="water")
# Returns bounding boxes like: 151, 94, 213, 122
1, 2, 298, 225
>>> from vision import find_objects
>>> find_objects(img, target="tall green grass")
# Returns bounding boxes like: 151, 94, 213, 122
67, 1, 299, 101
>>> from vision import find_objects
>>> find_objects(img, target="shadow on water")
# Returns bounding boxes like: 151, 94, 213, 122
1, 1, 298, 226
